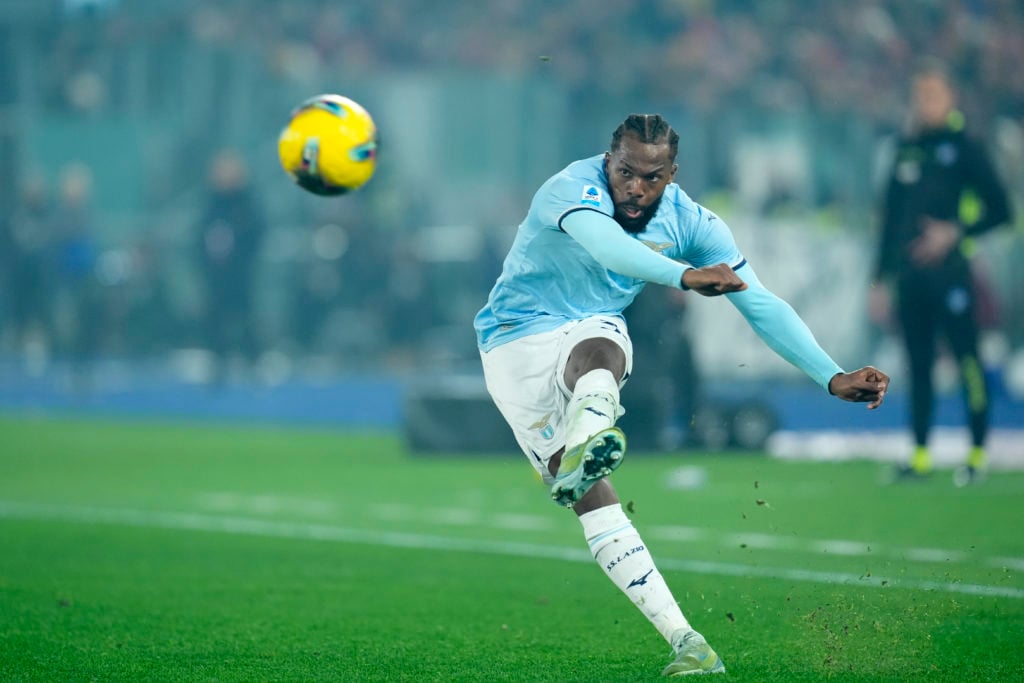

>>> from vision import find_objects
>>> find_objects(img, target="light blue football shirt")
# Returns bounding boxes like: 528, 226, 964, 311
474, 154, 745, 351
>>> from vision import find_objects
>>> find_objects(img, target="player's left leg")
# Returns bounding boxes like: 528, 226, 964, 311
942, 281, 989, 486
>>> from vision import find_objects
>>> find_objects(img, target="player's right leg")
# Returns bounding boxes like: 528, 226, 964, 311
895, 285, 937, 478
550, 425, 626, 507
549, 322, 632, 507
478, 321, 628, 505
550, 339, 627, 506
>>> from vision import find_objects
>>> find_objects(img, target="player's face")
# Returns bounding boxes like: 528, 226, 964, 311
913, 74, 955, 130
604, 137, 677, 234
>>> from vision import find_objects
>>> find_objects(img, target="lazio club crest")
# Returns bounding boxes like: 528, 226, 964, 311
530, 412, 555, 440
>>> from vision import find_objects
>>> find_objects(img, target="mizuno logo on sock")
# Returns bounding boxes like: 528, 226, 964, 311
584, 407, 609, 418
628, 569, 654, 588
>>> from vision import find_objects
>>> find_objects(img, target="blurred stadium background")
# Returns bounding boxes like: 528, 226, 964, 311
2, 2, 1024, 681
0, 0, 1022, 461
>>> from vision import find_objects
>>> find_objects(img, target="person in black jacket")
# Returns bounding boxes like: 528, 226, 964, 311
870, 63, 1013, 485
195, 150, 266, 382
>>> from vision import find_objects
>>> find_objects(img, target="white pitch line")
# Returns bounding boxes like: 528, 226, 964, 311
991, 557, 1024, 571
1, 500, 1022, 600
905, 547, 969, 564
649, 523, 1024, 569
195, 492, 337, 518
199, 494, 549, 533
430, 508, 482, 526
812, 539, 873, 556
725, 532, 799, 550
491, 513, 552, 531
643, 525, 706, 542
191, 494, 1024, 572
366, 502, 413, 520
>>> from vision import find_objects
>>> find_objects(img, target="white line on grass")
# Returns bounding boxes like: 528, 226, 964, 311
2, 500, 1022, 600
189, 493, 1023, 571
648, 524, 1021, 568
992, 556, 1024, 571
905, 547, 970, 563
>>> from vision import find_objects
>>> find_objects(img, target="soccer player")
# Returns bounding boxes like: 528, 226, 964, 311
870, 64, 1012, 486
474, 114, 890, 677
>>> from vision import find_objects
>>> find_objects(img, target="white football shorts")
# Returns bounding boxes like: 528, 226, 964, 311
479, 315, 633, 485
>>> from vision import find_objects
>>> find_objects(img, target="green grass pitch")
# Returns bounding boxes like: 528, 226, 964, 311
1, 416, 1023, 681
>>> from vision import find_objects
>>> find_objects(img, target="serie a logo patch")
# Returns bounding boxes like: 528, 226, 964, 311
580, 185, 602, 207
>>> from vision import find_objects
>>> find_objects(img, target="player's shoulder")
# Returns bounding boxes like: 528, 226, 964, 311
545, 155, 606, 193
660, 183, 708, 228
534, 154, 613, 216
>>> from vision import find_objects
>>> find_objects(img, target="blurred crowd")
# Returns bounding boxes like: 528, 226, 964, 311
0, 154, 491, 379
1, 0, 1022, 382
38, 0, 1024, 127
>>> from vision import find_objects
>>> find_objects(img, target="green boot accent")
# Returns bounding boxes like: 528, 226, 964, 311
910, 445, 933, 475
967, 445, 987, 470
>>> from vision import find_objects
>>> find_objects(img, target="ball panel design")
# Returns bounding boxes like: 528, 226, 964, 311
278, 94, 377, 195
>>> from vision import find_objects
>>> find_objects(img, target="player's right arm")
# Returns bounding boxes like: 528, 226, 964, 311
560, 208, 692, 288
874, 165, 905, 282
867, 167, 905, 324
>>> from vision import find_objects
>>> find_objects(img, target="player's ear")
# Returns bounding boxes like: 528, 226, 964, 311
670, 163, 678, 181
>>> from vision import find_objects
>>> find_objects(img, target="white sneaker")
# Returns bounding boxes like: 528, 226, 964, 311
662, 629, 726, 677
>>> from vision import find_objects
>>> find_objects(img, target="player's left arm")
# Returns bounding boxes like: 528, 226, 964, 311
959, 136, 1013, 236
725, 263, 889, 408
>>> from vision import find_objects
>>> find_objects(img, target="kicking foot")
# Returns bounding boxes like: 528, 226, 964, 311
550, 427, 626, 508
662, 629, 725, 677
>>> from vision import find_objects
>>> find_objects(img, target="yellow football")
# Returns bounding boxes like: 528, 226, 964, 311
278, 94, 377, 195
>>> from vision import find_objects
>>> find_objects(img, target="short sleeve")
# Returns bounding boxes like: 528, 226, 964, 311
535, 171, 615, 231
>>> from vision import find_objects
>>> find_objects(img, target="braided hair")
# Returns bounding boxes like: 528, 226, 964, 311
610, 114, 679, 161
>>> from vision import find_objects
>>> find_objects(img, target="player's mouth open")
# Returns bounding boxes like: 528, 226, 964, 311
622, 205, 642, 219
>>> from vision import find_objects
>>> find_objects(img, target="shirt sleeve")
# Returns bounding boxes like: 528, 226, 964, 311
536, 171, 615, 229
725, 262, 843, 392
960, 136, 1013, 236
680, 206, 747, 270
875, 141, 907, 282
560, 208, 690, 288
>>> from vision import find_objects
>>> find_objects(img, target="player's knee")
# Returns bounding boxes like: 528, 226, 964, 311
564, 338, 626, 390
